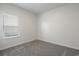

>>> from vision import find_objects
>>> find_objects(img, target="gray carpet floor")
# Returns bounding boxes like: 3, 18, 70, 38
0, 40, 79, 56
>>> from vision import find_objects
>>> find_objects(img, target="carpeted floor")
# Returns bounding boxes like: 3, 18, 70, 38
0, 40, 79, 56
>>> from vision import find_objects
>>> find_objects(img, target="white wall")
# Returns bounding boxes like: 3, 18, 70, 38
38, 4, 79, 50
0, 4, 36, 50
1, 3, 79, 51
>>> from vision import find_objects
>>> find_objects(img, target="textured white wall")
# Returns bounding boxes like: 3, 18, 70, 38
38, 4, 79, 50
0, 4, 36, 50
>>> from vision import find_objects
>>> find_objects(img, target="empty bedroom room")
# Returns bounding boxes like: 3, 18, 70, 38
0, 3, 79, 56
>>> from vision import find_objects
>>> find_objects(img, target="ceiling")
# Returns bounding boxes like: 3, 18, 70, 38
13, 3, 67, 14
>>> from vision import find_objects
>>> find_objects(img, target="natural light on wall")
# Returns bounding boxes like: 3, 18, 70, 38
41, 22, 50, 34
3, 13, 20, 38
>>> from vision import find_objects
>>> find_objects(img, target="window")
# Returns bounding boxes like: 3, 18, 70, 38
3, 13, 20, 38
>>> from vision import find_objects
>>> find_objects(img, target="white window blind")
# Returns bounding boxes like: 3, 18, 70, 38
3, 13, 19, 37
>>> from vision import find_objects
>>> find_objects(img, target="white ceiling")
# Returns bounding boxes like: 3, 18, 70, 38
13, 3, 67, 14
